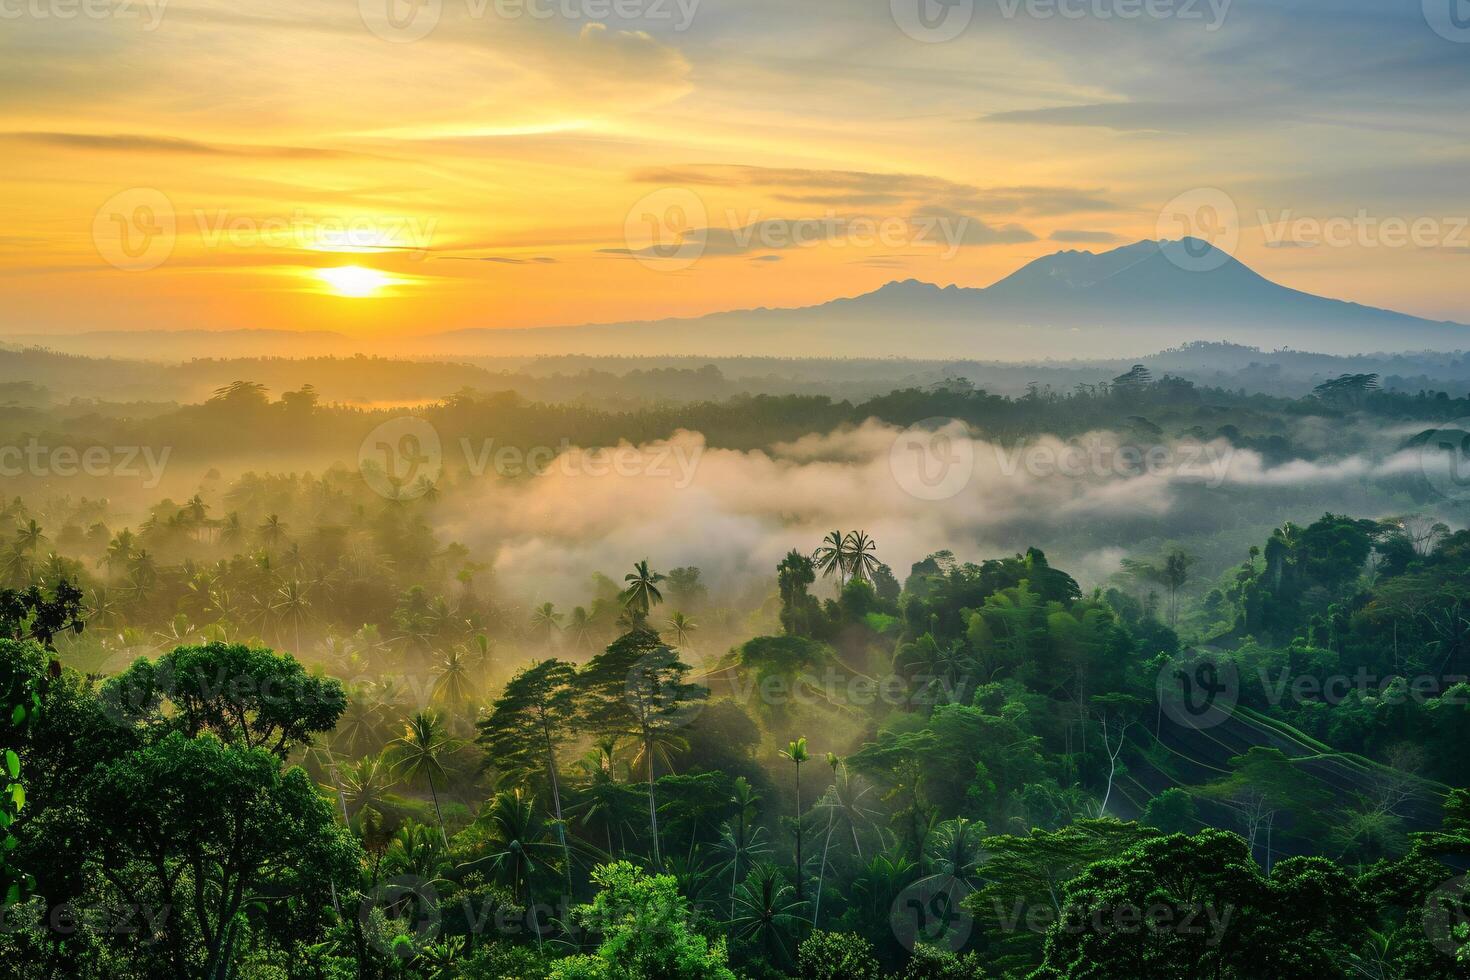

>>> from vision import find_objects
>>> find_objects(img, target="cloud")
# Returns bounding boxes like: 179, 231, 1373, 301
437, 256, 558, 264
1050, 230, 1123, 244
630, 165, 1121, 216
0, 132, 358, 158
431, 419, 1430, 606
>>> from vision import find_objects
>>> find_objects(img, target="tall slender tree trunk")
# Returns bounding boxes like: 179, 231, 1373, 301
427, 771, 449, 848
813, 810, 835, 925
543, 722, 573, 896
792, 763, 803, 902
645, 731, 662, 868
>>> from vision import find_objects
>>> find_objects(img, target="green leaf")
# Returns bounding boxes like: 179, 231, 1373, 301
8, 783, 23, 812
9, 705, 23, 726
4, 750, 18, 780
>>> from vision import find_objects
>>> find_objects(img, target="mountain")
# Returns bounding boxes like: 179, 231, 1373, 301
7, 240, 1466, 361
417, 237, 1470, 359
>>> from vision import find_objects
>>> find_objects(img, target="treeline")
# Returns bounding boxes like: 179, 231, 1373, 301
5, 500, 1470, 976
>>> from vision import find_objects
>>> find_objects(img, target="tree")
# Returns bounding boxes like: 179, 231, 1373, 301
580, 628, 707, 869
1035, 830, 1367, 979
666, 611, 698, 650
621, 560, 666, 625
844, 531, 881, 585
555, 861, 737, 980
813, 531, 848, 591
392, 710, 460, 847
531, 602, 564, 645
86, 731, 360, 980
0, 580, 84, 647
730, 861, 806, 967
782, 736, 811, 903
478, 659, 578, 893
100, 642, 345, 758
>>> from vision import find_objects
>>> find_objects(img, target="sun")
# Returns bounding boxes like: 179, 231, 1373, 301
314, 265, 392, 298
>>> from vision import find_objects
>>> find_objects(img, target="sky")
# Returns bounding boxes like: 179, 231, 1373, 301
2, 0, 1468, 338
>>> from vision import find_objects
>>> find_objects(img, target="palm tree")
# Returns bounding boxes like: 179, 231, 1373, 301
842, 530, 880, 584
103, 529, 135, 575
15, 518, 45, 562
391, 711, 459, 847
456, 789, 570, 943
665, 611, 698, 650
270, 579, 312, 652
530, 602, 563, 644
621, 560, 666, 623
730, 862, 806, 967
714, 776, 770, 919
812, 530, 847, 590
431, 647, 477, 709
565, 606, 598, 653
780, 736, 810, 902
337, 750, 399, 820
258, 513, 288, 549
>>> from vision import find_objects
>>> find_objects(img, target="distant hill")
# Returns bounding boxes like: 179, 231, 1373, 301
417, 238, 1470, 358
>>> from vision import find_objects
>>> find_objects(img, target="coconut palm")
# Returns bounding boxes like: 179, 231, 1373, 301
665, 611, 698, 650
530, 602, 563, 644
258, 513, 289, 548
431, 646, 477, 709
271, 579, 312, 653
812, 530, 847, 590
621, 559, 666, 623
565, 606, 598, 653
391, 710, 460, 847
842, 530, 880, 584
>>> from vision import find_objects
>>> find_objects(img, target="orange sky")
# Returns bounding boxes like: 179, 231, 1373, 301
2, 0, 1468, 338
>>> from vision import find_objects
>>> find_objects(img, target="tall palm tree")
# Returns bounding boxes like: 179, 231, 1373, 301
565, 606, 598, 653
812, 530, 847, 590
842, 530, 880, 584
530, 602, 563, 644
271, 579, 312, 653
431, 647, 477, 709
780, 736, 810, 902
621, 560, 666, 623
258, 513, 288, 549
15, 518, 45, 561
103, 529, 135, 575
714, 776, 770, 919
665, 611, 698, 650
391, 711, 459, 847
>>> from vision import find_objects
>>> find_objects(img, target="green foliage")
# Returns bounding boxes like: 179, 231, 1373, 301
795, 930, 883, 980
558, 861, 737, 980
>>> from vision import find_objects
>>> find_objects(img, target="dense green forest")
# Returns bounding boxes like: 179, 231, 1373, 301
5, 368, 1470, 978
